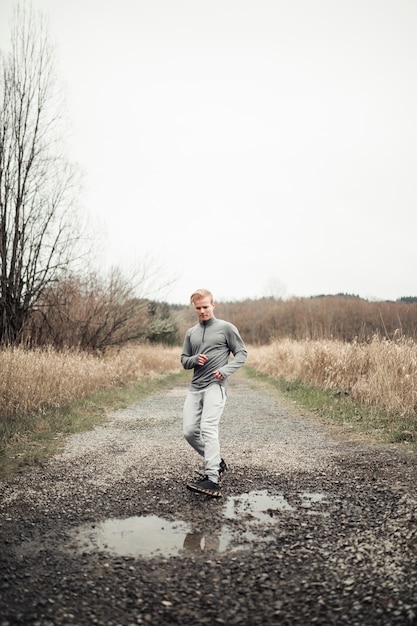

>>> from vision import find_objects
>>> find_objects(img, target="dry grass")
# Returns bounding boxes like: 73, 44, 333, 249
2, 338, 416, 477
0, 344, 181, 419
248, 337, 417, 417
3, 338, 416, 421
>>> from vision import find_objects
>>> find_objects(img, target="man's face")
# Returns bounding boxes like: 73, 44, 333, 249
193, 296, 215, 322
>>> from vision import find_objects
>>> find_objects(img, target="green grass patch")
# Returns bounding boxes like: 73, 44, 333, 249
244, 367, 417, 453
0, 371, 189, 480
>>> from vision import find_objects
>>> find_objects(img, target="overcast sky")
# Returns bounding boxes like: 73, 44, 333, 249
1, 0, 417, 304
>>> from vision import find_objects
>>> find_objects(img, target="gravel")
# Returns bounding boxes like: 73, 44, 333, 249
1, 372, 416, 625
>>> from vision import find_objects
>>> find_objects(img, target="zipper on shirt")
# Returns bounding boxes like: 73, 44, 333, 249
200, 322, 206, 352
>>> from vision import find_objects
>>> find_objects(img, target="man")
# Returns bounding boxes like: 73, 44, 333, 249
181, 289, 247, 498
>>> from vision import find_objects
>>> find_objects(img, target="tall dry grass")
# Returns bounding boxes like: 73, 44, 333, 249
0, 344, 181, 419
248, 337, 417, 416
4, 337, 417, 420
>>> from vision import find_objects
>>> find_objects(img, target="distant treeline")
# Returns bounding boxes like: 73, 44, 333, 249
172, 295, 417, 345
9, 289, 417, 351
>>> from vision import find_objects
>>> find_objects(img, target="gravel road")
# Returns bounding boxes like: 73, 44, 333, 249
1, 372, 416, 625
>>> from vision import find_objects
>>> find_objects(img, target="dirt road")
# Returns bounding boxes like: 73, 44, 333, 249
0, 372, 416, 625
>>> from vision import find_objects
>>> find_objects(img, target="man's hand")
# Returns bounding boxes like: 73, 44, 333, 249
214, 370, 225, 380
197, 353, 208, 366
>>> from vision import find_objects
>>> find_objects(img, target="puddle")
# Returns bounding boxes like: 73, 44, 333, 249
181, 528, 248, 554
225, 490, 327, 522
69, 490, 328, 558
74, 515, 191, 558
225, 490, 295, 523
71, 515, 245, 557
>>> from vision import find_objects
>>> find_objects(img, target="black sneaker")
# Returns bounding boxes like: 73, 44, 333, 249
186, 476, 222, 498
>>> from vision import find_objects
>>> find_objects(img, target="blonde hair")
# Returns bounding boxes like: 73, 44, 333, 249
190, 289, 214, 305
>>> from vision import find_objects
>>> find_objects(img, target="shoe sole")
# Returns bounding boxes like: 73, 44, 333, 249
186, 483, 222, 498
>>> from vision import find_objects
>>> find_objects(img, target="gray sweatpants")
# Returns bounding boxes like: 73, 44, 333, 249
183, 383, 227, 483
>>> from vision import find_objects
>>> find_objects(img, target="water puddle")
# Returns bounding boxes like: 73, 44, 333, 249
225, 489, 295, 523
74, 515, 191, 558
69, 490, 328, 558
72, 515, 244, 557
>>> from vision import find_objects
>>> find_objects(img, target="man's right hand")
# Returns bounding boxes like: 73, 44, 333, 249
197, 353, 208, 366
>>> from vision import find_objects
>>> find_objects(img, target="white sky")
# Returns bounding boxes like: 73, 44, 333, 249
1, 0, 417, 304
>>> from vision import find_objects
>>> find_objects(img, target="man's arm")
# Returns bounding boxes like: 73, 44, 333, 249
180, 332, 199, 370
217, 324, 247, 378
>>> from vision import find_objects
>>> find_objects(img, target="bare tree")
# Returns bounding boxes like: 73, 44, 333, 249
29, 269, 151, 351
0, 3, 81, 345
24, 261, 179, 351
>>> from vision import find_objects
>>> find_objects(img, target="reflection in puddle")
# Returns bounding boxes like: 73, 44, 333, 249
182, 529, 241, 554
72, 516, 243, 557
70, 489, 328, 558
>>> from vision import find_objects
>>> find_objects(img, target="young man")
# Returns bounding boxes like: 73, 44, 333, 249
181, 289, 247, 497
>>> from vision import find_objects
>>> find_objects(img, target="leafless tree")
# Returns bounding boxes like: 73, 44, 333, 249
0, 3, 81, 345
24, 259, 179, 351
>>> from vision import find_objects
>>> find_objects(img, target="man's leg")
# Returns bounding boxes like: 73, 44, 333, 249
183, 390, 205, 457
200, 384, 227, 483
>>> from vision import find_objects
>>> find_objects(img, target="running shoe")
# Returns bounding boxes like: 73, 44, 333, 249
186, 475, 222, 498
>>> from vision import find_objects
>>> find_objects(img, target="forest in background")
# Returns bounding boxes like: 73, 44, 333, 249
3, 289, 417, 352
172, 294, 417, 346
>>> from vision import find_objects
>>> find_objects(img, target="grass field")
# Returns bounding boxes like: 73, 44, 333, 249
248, 337, 417, 449
0, 345, 182, 478
1, 339, 415, 478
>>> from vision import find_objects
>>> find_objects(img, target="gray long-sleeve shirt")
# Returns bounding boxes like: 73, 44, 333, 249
181, 316, 247, 390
